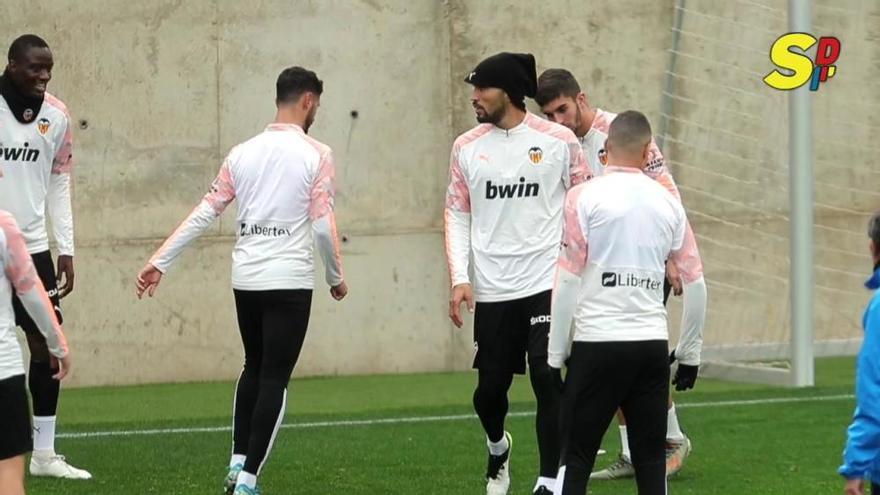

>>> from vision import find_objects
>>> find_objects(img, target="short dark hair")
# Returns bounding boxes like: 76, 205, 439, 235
535, 68, 581, 107
868, 211, 880, 246
8, 34, 49, 63
276, 66, 323, 105
608, 110, 653, 154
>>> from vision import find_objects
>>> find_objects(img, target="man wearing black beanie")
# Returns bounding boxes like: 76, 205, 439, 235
445, 52, 591, 495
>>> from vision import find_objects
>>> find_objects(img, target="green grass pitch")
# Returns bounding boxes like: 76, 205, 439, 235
26, 357, 858, 494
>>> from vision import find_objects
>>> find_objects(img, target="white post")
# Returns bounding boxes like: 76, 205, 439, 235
789, 0, 814, 387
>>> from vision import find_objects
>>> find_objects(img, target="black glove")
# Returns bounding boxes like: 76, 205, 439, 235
673, 364, 698, 391
550, 367, 565, 392
670, 351, 699, 391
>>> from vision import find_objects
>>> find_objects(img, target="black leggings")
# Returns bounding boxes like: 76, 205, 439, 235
472, 360, 561, 478
558, 341, 669, 495
231, 289, 312, 476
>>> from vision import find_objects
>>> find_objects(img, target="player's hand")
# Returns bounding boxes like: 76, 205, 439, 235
672, 357, 699, 392
449, 283, 475, 328
50, 353, 72, 381
136, 263, 163, 299
330, 281, 348, 301
56, 255, 75, 298
666, 260, 682, 296
844, 478, 865, 495
550, 367, 565, 392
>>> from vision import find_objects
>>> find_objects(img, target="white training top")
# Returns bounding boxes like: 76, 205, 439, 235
150, 123, 344, 291
444, 112, 590, 302
579, 108, 703, 284
0, 210, 67, 381
0, 92, 75, 256
553, 167, 686, 347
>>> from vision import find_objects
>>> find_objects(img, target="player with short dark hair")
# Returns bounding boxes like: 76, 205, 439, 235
136, 66, 347, 495
549, 110, 699, 495
0, 34, 89, 480
537, 68, 707, 480
446, 52, 590, 495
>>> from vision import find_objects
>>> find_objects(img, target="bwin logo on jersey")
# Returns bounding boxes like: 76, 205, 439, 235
486, 177, 539, 199
530, 315, 551, 326
0, 143, 40, 162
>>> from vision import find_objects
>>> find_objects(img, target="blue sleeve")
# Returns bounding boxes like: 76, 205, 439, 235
840, 297, 880, 479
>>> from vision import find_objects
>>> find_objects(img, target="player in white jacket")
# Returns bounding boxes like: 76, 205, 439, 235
446, 52, 590, 495
136, 67, 347, 495
0, 34, 88, 480
549, 111, 701, 495
536, 68, 706, 479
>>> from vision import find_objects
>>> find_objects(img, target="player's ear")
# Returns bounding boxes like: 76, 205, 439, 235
599, 140, 609, 166
642, 141, 652, 164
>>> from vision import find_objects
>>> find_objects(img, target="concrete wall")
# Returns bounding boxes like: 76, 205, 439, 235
1, 0, 871, 386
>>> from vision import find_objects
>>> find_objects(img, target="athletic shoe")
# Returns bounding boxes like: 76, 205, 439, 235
233, 485, 261, 495
533, 485, 553, 494
486, 431, 512, 495
224, 463, 243, 494
665, 435, 692, 477
590, 453, 634, 480
29, 451, 92, 479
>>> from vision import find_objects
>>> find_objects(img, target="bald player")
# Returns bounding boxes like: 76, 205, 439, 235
549, 111, 699, 495
536, 69, 707, 480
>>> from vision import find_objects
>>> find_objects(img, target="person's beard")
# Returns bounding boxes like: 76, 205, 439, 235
476, 103, 504, 125
303, 105, 317, 133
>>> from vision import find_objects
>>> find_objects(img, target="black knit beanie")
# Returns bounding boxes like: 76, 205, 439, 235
464, 52, 538, 103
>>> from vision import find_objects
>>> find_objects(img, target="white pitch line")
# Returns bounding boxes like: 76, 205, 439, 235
56, 393, 854, 440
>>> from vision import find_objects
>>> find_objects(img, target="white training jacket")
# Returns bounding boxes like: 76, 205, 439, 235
445, 112, 590, 303
548, 167, 694, 368
150, 123, 344, 291
0, 92, 74, 256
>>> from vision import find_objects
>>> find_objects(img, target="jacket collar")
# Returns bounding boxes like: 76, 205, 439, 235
866, 268, 880, 290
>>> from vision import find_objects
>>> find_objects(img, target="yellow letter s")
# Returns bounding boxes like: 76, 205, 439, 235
764, 33, 817, 90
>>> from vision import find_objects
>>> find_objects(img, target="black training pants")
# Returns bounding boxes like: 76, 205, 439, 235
558, 340, 669, 495
231, 289, 312, 476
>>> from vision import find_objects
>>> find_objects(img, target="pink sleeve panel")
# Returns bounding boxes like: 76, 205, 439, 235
1, 212, 67, 356
558, 185, 589, 275
446, 151, 471, 213
45, 93, 74, 175
309, 151, 336, 221
671, 220, 704, 283
206, 161, 236, 215
445, 127, 491, 213
1, 212, 39, 294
